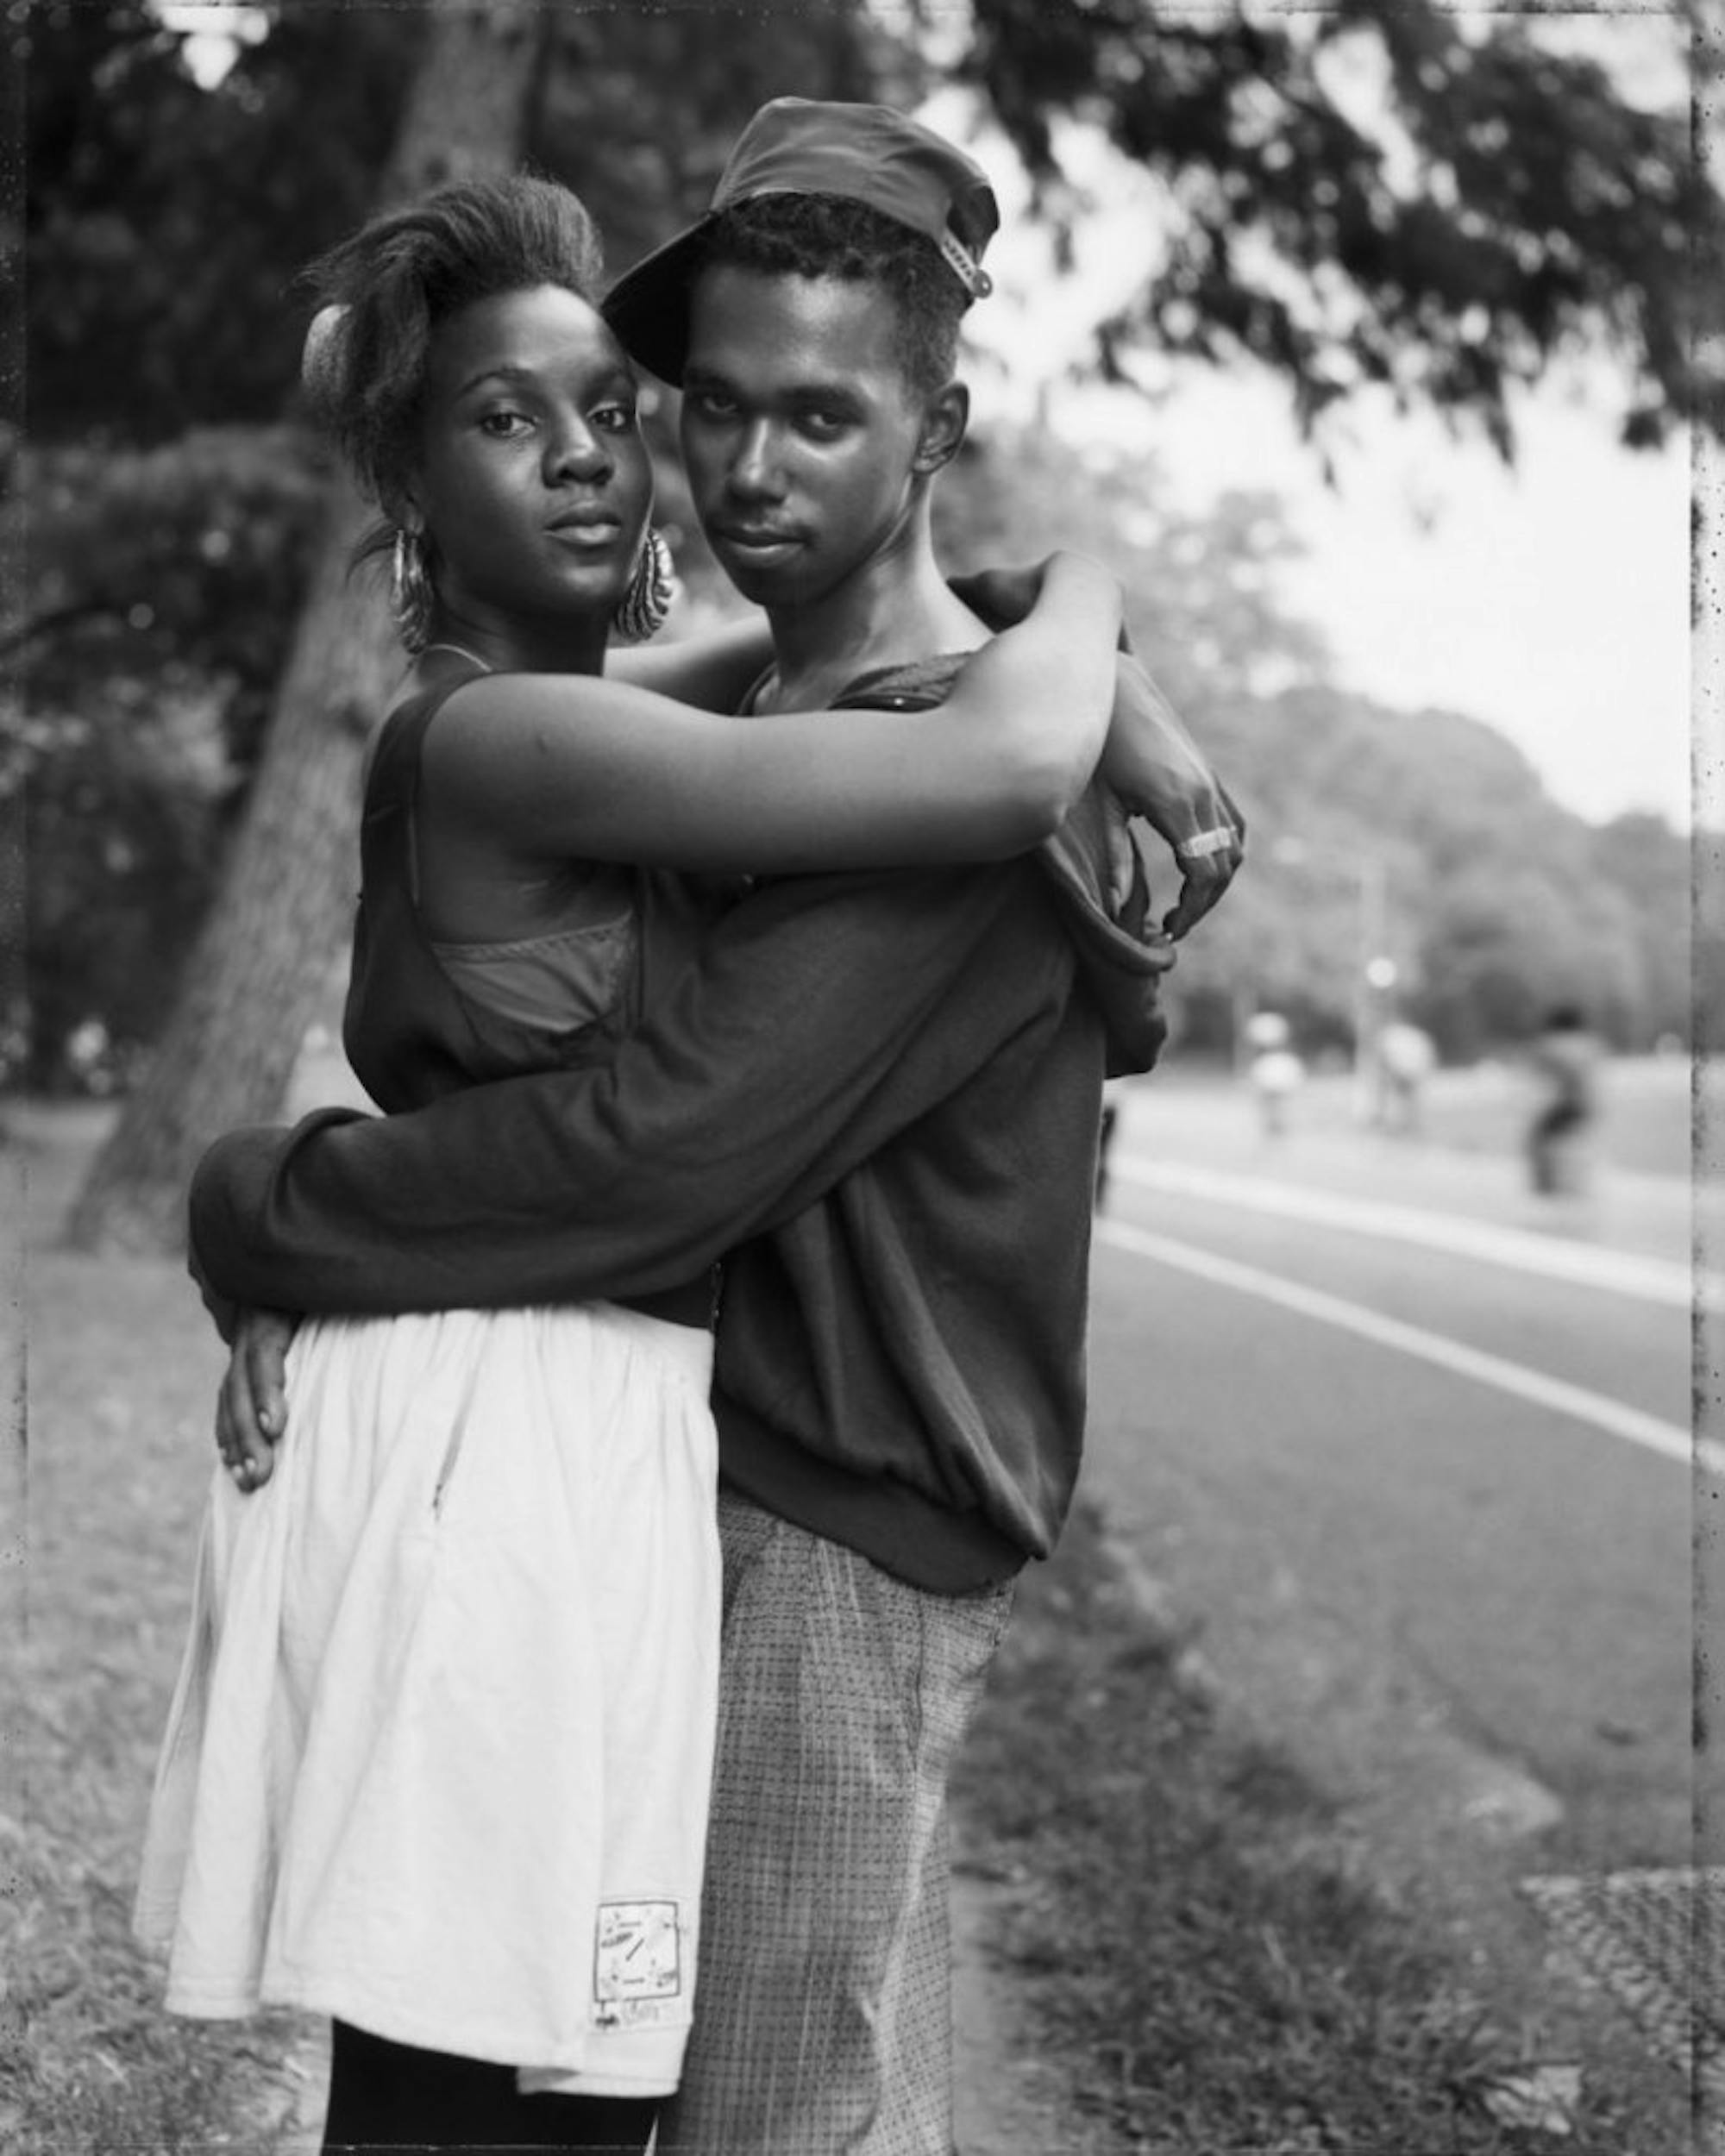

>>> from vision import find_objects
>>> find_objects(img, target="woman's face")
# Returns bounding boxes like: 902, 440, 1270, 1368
407, 284, 652, 649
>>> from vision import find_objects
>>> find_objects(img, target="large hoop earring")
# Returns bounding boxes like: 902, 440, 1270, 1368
390, 524, 436, 654
610, 527, 675, 645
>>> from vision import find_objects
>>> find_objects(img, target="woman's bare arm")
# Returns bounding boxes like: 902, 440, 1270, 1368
423, 553, 1122, 874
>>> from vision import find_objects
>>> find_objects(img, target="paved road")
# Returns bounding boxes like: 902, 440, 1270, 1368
1083, 1062, 1714, 1889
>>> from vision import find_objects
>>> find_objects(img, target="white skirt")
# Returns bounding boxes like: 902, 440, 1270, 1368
134, 1301, 720, 2098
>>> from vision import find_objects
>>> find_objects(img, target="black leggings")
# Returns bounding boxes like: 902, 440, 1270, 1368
321, 2020, 658, 2153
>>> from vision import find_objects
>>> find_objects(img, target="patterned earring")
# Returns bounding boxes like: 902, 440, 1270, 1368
390, 524, 436, 654
610, 528, 676, 645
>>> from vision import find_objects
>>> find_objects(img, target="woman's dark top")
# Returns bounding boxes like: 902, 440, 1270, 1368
342, 675, 718, 1332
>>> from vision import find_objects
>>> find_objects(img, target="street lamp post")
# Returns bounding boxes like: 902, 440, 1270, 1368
1355, 853, 1396, 1111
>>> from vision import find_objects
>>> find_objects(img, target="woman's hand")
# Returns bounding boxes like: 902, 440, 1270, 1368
214, 1307, 298, 1491
1105, 655, 1245, 939
950, 563, 1245, 934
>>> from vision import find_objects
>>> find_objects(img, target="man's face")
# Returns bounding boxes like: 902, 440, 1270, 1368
679, 264, 930, 611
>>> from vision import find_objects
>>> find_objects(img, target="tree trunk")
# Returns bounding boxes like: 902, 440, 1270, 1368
66, 0, 547, 1254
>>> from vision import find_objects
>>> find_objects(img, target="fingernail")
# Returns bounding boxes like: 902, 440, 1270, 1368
259, 1409, 277, 1435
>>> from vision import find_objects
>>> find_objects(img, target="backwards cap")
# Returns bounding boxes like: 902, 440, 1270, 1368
602, 97, 999, 385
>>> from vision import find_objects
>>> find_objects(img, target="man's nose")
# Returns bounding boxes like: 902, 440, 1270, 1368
728, 420, 784, 498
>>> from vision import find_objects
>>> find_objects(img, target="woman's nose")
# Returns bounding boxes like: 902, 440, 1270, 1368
545, 422, 612, 484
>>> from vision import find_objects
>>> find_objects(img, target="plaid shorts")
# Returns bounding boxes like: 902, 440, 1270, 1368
655, 1490, 1015, 2156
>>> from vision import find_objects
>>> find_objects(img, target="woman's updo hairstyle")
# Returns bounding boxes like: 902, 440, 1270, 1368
301, 173, 607, 515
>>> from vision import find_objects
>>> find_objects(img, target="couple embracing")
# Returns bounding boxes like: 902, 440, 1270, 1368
135, 95, 1241, 2156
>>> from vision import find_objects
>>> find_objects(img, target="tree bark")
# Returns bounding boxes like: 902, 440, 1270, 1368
66, 0, 546, 1254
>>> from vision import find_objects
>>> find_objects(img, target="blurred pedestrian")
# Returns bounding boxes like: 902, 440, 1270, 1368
1527, 1003, 1601, 1195
1373, 1018, 1437, 1137
1245, 1011, 1304, 1139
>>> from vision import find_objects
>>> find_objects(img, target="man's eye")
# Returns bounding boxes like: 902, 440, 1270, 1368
799, 410, 847, 440
688, 389, 735, 420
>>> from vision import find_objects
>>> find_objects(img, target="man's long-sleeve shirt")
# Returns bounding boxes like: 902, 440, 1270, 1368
192, 660, 1172, 1589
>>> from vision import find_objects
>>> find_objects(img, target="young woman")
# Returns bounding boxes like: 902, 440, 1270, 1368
134, 174, 1132, 2153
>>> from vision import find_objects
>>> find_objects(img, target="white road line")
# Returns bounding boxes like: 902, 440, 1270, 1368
1095, 1219, 1722, 1477
1107, 1156, 1708, 1309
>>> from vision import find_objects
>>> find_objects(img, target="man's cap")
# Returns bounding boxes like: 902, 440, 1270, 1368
602, 97, 999, 385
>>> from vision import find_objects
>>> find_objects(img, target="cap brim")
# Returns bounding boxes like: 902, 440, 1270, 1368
601, 220, 714, 387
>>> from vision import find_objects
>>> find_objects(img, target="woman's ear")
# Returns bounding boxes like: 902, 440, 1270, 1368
913, 381, 969, 475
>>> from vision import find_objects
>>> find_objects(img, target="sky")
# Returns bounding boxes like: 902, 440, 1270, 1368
998, 351, 1697, 836
925, 44, 1703, 837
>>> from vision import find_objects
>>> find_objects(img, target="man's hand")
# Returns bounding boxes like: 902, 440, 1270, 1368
1105, 655, 1245, 940
214, 1307, 298, 1491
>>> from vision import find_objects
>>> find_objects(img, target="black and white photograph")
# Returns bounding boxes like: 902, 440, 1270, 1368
3, 2, 1721, 2150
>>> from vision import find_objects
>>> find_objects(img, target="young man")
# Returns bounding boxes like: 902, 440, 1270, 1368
196, 100, 1240, 2153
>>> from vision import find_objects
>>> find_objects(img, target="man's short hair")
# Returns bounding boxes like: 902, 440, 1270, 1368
695, 194, 968, 401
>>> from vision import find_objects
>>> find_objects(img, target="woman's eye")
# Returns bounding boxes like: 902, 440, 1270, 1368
592, 403, 638, 435
478, 411, 531, 439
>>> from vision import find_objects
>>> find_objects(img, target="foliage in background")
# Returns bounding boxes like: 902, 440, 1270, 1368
958, 0, 1722, 454
21, 0, 899, 448
11, 429, 326, 1089
935, 424, 1701, 1060
25, 1, 1718, 456
12, 0, 1712, 1088
22, 0, 415, 443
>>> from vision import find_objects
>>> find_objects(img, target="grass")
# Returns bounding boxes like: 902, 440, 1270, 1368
3, 1103, 315, 2155
953, 1497, 1689, 2155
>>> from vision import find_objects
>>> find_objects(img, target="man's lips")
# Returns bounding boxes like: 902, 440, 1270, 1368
712, 524, 801, 553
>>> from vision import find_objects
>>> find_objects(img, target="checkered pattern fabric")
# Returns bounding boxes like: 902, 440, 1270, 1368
656, 1492, 1014, 2155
